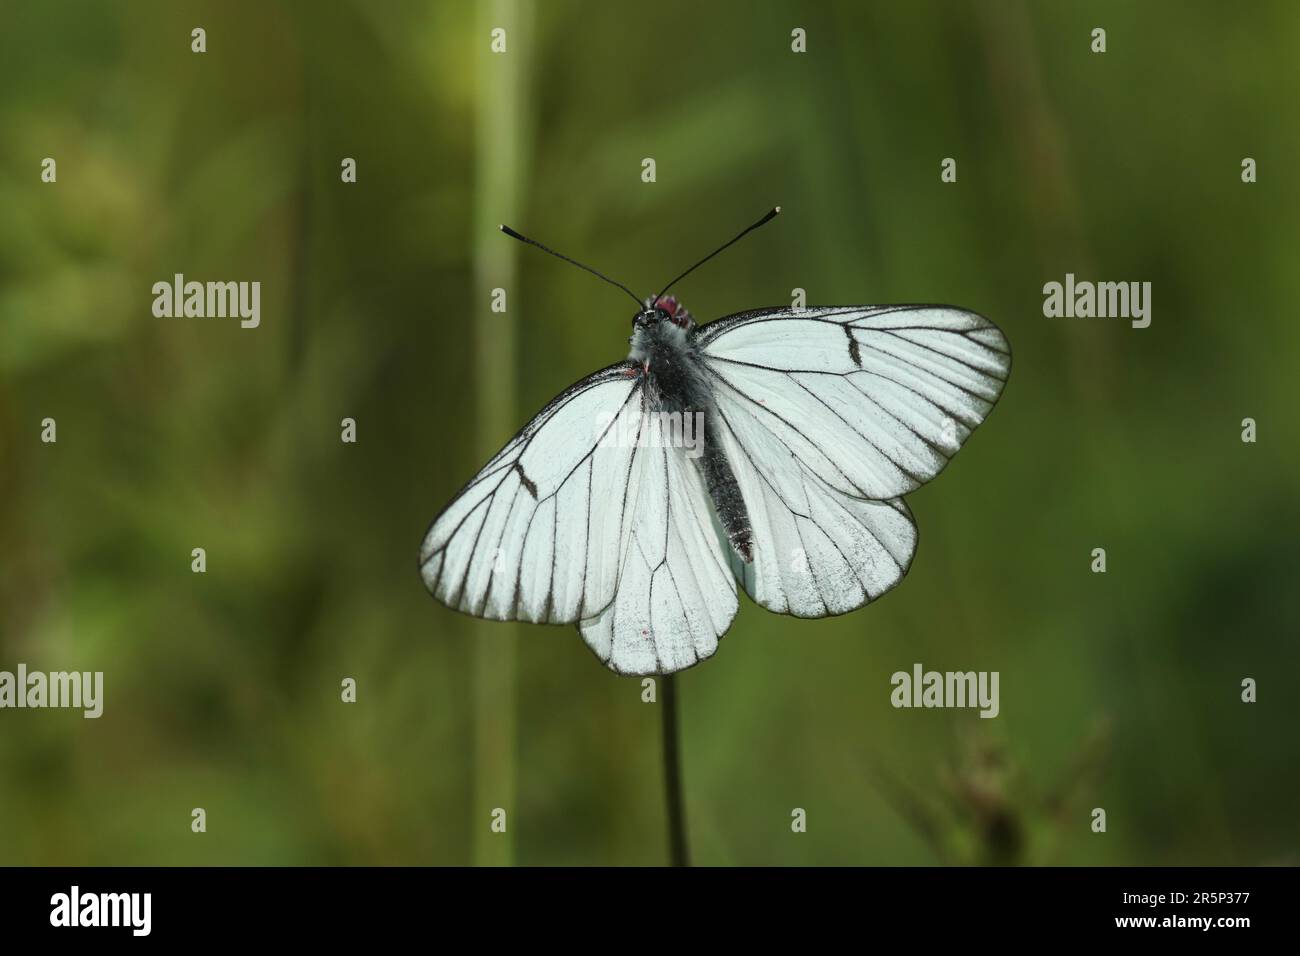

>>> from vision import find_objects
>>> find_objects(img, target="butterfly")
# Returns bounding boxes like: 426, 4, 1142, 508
420, 208, 1011, 676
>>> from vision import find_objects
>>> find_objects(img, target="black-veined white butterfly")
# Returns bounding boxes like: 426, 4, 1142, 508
420, 208, 1010, 676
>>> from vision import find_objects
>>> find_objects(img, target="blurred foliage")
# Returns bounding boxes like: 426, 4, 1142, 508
0, 0, 1297, 865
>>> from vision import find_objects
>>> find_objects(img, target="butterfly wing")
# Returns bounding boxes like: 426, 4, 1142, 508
419, 362, 646, 625
577, 430, 739, 675
698, 305, 1009, 616
698, 305, 1011, 500
711, 400, 919, 617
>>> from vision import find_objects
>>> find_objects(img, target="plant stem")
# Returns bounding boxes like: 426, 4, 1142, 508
471, 0, 532, 867
661, 674, 690, 867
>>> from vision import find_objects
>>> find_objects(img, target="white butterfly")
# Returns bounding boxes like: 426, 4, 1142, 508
420, 210, 1011, 675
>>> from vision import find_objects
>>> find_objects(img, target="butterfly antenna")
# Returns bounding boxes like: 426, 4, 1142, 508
499, 224, 643, 307
656, 206, 781, 299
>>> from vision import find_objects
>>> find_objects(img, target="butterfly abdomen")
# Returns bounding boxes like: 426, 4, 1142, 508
697, 438, 753, 562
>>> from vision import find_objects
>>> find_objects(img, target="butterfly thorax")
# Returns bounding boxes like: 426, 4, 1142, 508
627, 296, 707, 410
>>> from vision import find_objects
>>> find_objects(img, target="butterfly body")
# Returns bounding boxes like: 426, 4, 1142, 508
421, 246, 1009, 675
627, 296, 755, 563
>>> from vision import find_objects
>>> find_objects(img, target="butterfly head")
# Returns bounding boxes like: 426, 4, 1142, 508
634, 295, 694, 332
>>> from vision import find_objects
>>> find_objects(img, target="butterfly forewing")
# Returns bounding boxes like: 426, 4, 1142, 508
419, 363, 645, 624
699, 305, 1011, 502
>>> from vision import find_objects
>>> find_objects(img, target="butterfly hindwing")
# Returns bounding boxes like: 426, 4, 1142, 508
711, 389, 918, 617
577, 422, 738, 675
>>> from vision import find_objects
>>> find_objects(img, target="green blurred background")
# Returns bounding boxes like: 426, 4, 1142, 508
1, 0, 1296, 866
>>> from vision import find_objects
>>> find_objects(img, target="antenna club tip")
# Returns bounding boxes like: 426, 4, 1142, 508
498, 224, 506, 231
773, 206, 782, 214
